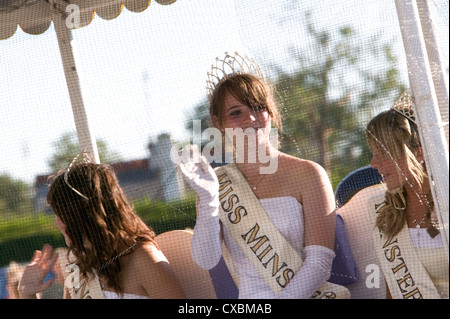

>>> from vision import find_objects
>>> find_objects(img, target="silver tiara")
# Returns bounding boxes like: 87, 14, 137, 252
391, 90, 416, 124
206, 52, 264, 97
63, 150, 93, 201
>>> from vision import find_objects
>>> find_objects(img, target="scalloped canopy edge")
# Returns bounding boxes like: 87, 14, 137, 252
0, 0, 176, 40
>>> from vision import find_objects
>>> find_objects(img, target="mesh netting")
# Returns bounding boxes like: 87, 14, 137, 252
0, 0, 448, 300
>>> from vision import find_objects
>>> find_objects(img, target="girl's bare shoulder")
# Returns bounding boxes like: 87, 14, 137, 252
279, 153, 327, 180
127, 241, 167, 269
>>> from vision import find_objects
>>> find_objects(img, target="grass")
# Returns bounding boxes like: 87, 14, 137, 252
0, 196, 197, 267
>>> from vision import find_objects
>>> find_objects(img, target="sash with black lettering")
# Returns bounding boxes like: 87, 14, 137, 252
216, 163, 349, 298
369, 194, 441, 299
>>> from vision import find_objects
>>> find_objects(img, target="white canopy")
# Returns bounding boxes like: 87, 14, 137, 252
1, 0, 176, 162
0, 0, 175, 39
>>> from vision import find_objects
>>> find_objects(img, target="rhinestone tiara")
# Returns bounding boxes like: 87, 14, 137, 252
206, 52, 264, 97
63, 150, 93, 200
391, 89, 416, 124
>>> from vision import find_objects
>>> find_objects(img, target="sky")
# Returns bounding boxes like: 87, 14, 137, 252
0, 0, 448, 184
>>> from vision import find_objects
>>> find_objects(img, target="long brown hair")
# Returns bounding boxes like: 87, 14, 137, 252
47, 162, 156, 294
366, 109, 433, 237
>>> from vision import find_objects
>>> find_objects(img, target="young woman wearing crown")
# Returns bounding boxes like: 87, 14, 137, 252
177, 52, 349, 299
363, 90, 448, 299
18, 152, 186, 299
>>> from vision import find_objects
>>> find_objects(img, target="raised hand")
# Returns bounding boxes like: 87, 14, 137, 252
176, 145, 222, 270
177, 144, 219, 202
18, 244, 58, 299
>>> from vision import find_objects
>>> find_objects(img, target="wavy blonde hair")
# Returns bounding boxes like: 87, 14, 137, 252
366, 109, 432, 237
47, 163, 156, 294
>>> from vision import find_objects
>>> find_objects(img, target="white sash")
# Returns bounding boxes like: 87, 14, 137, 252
62, 257, 105, 299
216, 164, 349, 299
369, 193, 441, 299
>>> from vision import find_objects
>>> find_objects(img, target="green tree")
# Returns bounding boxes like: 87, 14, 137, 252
0, 173, 32, 216
47, 132, 123, 171
184, 13, 406, 187
275, 15, 406, 186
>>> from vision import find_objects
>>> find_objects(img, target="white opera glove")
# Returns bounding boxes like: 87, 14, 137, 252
177, 145, 222, 270
279, 245, 335, 299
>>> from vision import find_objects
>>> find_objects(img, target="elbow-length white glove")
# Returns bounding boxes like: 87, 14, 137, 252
177, 146, 222, 270
279, 245, 335, 299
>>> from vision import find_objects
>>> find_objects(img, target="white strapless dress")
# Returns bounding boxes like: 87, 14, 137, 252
222, 196, 304, 299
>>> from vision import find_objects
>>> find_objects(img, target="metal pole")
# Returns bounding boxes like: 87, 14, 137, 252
395, 0, 449, 258
416, 0, 449, 145
51, 0, 100, 163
